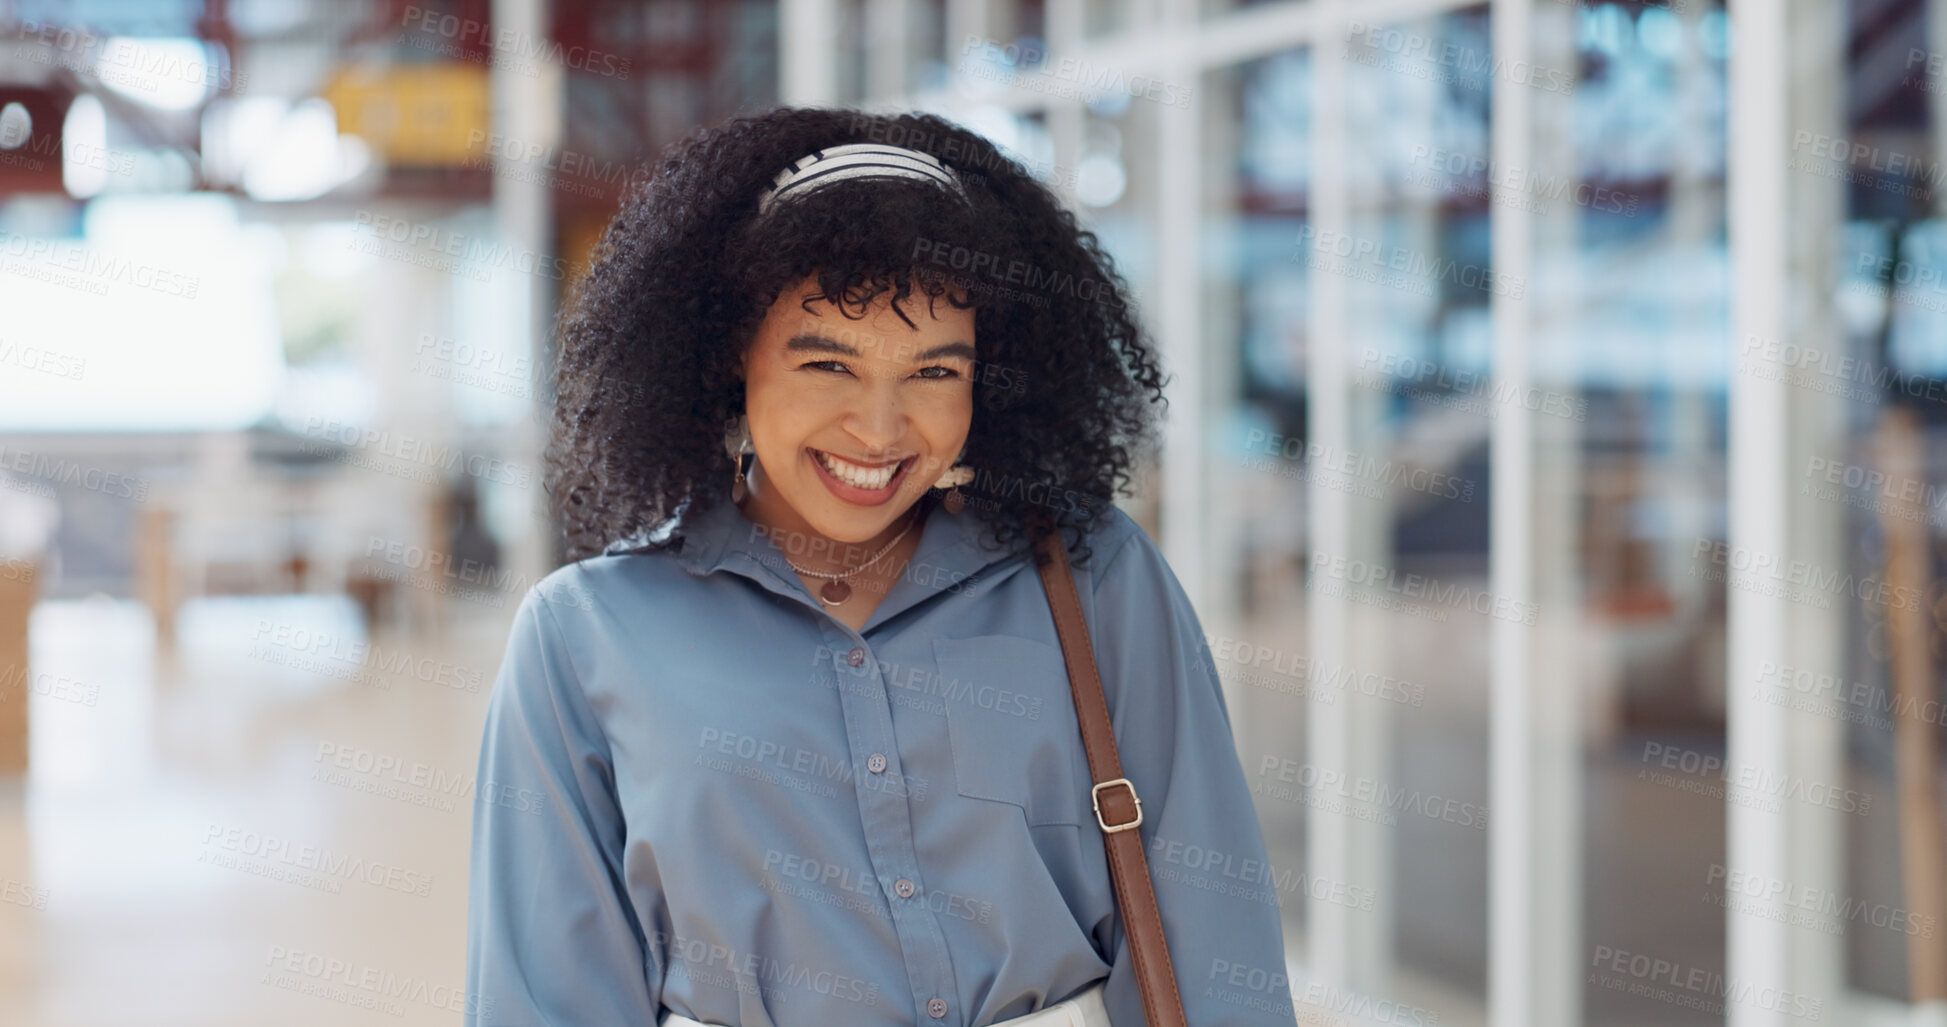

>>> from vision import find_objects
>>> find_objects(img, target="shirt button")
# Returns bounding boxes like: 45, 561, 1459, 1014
846, 647, 865, 667
867, 753, 887, 774
927, 996, 947, 1018
894, 877, 916, 898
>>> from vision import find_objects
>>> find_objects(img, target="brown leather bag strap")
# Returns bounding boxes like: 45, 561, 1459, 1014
1031, 522, 1188, 1027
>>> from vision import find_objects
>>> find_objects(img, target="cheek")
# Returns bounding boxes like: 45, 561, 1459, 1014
745, 388, 838, 466
919, 391, 975, 449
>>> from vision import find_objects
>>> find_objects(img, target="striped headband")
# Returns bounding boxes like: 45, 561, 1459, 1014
755, 142, 969, 218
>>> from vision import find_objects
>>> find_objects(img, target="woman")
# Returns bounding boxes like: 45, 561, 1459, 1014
466, 107, 1296, 1027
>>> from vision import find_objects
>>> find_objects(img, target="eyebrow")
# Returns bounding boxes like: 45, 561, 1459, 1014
785, 334, 977, 362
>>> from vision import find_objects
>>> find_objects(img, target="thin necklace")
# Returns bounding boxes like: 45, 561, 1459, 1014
784, 508, 920, 607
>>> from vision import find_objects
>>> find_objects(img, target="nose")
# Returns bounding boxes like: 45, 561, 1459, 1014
842, 377, 905, 453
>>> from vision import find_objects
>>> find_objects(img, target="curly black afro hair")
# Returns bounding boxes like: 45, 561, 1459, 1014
544, 105, 1167, 567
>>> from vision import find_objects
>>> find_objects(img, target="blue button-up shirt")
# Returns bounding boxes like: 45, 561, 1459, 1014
465, 496, 1298, 1027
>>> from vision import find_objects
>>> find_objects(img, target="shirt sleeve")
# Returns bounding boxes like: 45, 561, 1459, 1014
1087, 525, 1300, 1027
465, 582, 664, 1026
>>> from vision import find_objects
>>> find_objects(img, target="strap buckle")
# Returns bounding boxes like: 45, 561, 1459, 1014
1090, 777, 1143, 833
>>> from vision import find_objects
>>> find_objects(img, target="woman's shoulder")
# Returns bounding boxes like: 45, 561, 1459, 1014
1066, 500, 1158, 585
521, 546, 694, 623
1083, 499, 1144, 544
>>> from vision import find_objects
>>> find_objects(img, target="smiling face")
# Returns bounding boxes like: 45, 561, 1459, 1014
735, 275, 977, 551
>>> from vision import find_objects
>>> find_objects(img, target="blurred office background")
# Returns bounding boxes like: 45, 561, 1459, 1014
0, 0, 1944, 1024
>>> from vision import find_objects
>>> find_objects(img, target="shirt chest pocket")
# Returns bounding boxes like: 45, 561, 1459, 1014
930, 634, 1092, 829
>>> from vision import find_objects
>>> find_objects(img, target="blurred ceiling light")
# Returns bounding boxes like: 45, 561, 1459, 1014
0, 102, 30, 149
1637, 8, 1682, 60
1074, 154, 1126, 208
97, 37, 217, 111
1582, 5, 1629, 56
63, 93, 108, 197
227, 98, 370, 202
200, 96, 285, 185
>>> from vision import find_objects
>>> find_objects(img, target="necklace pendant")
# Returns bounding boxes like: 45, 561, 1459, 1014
819, 579, 852, 606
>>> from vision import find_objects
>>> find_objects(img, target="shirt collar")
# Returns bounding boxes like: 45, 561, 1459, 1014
670, 495, 1027, 615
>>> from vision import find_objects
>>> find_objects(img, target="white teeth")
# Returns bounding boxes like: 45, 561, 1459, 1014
817, 451, 900, 490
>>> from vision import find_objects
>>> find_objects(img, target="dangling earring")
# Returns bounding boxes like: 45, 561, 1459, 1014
934, 456, 974, 514
723, 415, 754, 502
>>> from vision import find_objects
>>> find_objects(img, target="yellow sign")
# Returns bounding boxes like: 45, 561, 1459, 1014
322, 62, 489, 167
